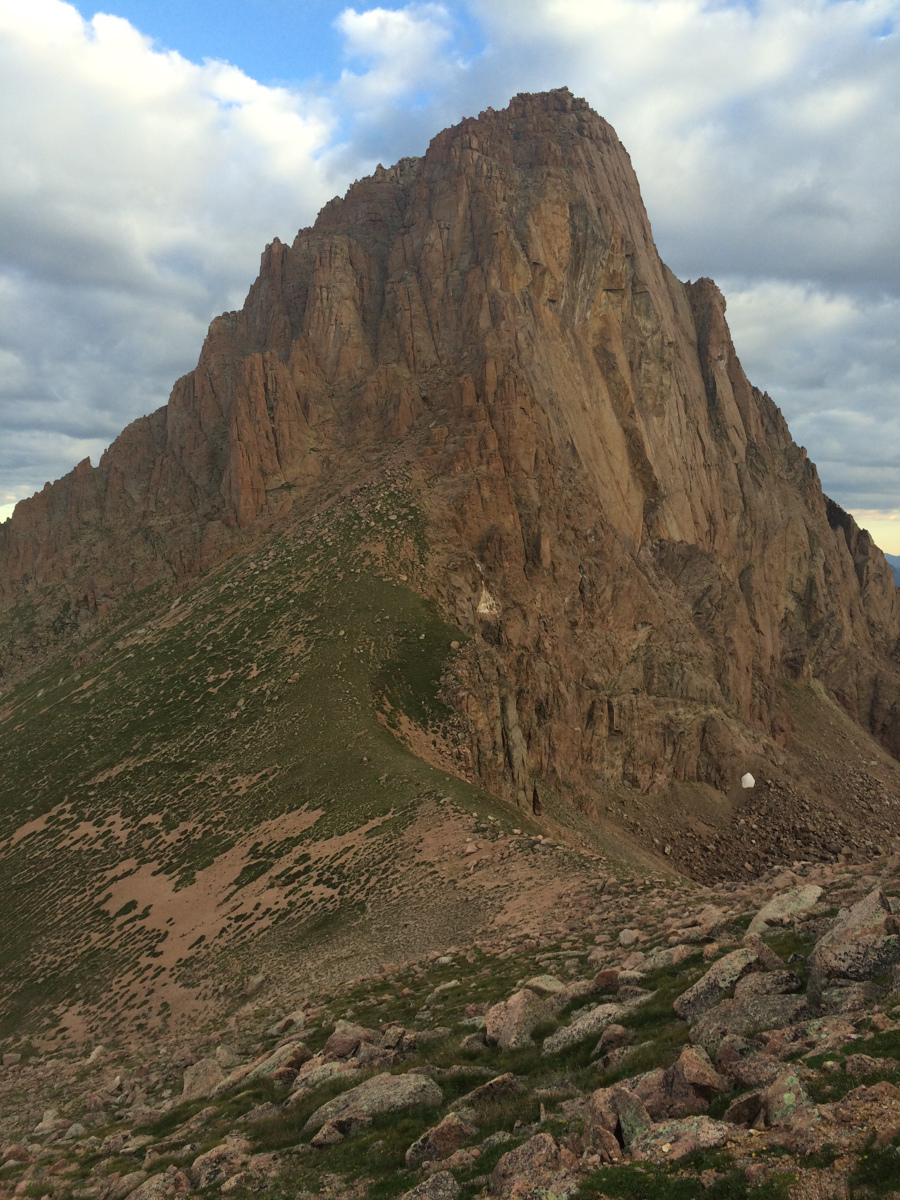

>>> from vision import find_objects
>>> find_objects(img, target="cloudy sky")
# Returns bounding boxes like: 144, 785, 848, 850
1, 0, 898, 552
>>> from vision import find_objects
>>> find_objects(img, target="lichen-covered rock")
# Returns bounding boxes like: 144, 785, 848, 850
689, 993, 811, 1055
624, 1046, 729, 1120
630, 1116, 731, 1164
733, 970, 802, 1000
673, 949, 760, 1023
747, 885, 824, 936
190, 1137, 250, 1188
760, 1068, 814, 1128
405, 1112, 477, 1168
523, 975, 565, 997
484, 989, 551, 1050
182, 1057, 225, 1101
542, 1003, 625, 1055
245, 1038, 312, 1080
310, 1114, 372, 1146
301, 1072, 443, 1135
489, 1132, 581, 1198
400, 1171, 461, 1200
453, 1072, 524, 1108
125, 1174, 191, 1200
324, 1020, 376, 1059
809, 888, 900, 1001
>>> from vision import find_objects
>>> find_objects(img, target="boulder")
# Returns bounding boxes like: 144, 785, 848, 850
630, 1116, 731, 1164
673, 948, 764, 1023
580, 1091, 623, 1162
182, 1057, 225, 1101
596, 1024, 632, 1053
245, 1038, 311, 1080
400, 1171, 461, 1199
740, 933, 787, 970
809, 888, 900, 1001
542, 1003, 626, 1056
727, 1052, 784, 1091
760, 1068, 814, 1128
625, 1046, 727, 1120
723, 1092, 764, 1126
642, 945, 695, 972
747, 884, 824, 936
484, 989, 551, 1050
690, 994, 811, 1056
454, 1072, 525, 1108
584, 1083, 654, 1153
733, 970, 802, 1000
489, 1132, 581, 1198
190, 1137, 251, 1188
405, 1112, 477, 1167
265, 1009, 306, 1038
591, 968, 621, 992
547, 979, 596, 1015
324, 1020, 376, 1059
301, 1072, 443, 1135
523, 975, 565, 997
310, 1114, 372, 1146
100, 1171, 148, 1200
126, 1175, 190, 1200
483, 1000, 510, 1045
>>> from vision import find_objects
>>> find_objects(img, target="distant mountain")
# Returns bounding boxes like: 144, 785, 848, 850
886, 553, 900, 586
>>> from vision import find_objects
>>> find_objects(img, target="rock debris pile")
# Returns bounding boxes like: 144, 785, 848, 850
5, 853, 900, 1198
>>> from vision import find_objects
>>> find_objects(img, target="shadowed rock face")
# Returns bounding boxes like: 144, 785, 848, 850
2, 87, 899, 818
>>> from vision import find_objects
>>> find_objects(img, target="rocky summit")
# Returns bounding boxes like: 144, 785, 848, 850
1, 88, 900, 1198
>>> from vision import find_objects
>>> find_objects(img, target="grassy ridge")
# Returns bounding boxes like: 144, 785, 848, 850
0, 483, 502, 1040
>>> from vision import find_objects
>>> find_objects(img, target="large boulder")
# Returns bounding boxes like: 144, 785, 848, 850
245, 1038, 312, 1080
760, 1068, 815, 1129
400, 1173, 460, 1200
126, 1174, 191, 1200
212, 1038, 312, 1095
747, 884, 824, 936
190, 1136, 251, 1188
584, 1084, 653, 1152
541, 1003, 625, 1055
453, 1072, 524, 1108
625, 1046, 728, 1120
673, 948, 768, 1024
405, 1112, 477, 1168
484, 989, 551, 1050
324, 1020, 377, 1059
182, 1057, 225, 1101
523, 975, 565, 997
301, 1072, 443, 1135
808, 887, 900, 1002
630, 1116, 732, 1164
689, 994, 811, 1056
489, 1132, 581, 1198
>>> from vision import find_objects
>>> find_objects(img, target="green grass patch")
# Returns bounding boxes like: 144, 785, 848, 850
848, 1132, 900, 1197
576, 1160, 793, 1199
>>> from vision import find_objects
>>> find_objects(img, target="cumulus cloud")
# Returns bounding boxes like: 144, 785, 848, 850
0, 0, 336, 517
1, 0, 898, 551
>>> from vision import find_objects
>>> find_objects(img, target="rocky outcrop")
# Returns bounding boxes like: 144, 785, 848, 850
2, 88, 900, 838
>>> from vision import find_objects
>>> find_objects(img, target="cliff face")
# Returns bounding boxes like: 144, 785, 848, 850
2, 87, 899, 811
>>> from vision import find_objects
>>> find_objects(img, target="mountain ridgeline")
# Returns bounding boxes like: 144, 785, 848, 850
2, 87, 900, 885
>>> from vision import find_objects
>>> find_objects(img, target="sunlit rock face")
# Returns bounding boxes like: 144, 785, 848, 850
2, 87, 899, 823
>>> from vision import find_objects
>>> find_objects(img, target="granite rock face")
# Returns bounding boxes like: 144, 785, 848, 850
3, 88, 900, 826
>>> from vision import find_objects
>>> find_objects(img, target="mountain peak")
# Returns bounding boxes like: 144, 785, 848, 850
2, 87, 900, 937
